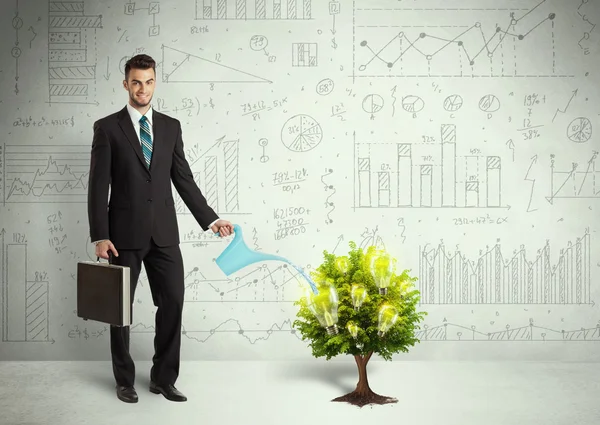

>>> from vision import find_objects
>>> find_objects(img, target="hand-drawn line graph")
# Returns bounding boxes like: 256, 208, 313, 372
1, 230, 53, 343
131, 318, 301, 344
195, 0, 313, 20
547, 151, 600, 204
353, 125, 506, 209
418, 228, 591, 305
0, 144, 90, 204
417, 319, 600, 341
48, 0, 102, 105
174, 137, 250, 215
352, 0, 576, 79
161, 45, 272, 83
182, 262, 306, 302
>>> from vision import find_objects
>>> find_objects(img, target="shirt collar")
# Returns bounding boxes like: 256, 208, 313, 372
126, 103, 153, 125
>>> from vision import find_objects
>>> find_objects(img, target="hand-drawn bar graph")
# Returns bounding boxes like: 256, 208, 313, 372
196, 0, 312, 20
418, 229, 591, 305
2, 234, 50, 342
48, 1, 102, 104
292, 43, 318, 67
175, 139, 244, 215
353, 125, 503, 209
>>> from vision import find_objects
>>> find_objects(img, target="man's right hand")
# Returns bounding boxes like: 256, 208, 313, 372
95, 240, 119, 260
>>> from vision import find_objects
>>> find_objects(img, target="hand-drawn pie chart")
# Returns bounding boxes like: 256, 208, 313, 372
402, 95, 425, 113
281, 114, 323, 152
362, 94, 384, 114
443, 94, 463, 112
478, 94, 501, 112
567, 117, 592, 143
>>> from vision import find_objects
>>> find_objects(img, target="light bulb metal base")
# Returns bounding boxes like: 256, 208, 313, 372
325, 325, 339, 335
378, 287, 388, 295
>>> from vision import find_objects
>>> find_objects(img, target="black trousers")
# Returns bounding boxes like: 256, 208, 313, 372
109, 237, 185, 387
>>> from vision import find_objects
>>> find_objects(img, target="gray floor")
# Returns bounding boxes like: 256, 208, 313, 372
0, 360, 599, 425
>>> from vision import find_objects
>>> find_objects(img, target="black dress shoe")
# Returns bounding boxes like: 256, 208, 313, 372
149, 381, 187, 402
116, 385, 138, 403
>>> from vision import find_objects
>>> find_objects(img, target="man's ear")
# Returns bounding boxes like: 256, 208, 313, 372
122, 80, 127, 90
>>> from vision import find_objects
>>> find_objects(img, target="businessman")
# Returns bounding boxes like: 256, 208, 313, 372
88, 54, 233, 403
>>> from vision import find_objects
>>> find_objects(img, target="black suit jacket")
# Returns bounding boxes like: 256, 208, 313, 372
87, 106, 219, 249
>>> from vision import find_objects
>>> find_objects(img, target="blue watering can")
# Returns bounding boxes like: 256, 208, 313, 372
215, 224, 319, 294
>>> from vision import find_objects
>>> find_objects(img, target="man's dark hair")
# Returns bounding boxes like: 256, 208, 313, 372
124, 54, 156, 80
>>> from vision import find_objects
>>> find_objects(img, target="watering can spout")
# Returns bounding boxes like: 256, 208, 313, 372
215, 224, 287, 276
214, 224, 319, 294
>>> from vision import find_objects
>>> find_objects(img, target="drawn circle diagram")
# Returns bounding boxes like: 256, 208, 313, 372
443, 94, 463, 112
12, 16, 23, 30
402, 95, 425, 113
316, 78, 334, 96
567, 117, 592, 143
250, 35, 268, 51
362, 94, 384, 114
281, 115, 323, 152
478, 95, 501, 112
119, 56, 131, 74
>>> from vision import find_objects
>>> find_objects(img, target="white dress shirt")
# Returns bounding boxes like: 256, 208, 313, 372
91, 104, 219, 245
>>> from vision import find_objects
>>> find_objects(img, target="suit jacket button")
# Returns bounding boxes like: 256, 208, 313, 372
146, 179, 151, 183
148, 198, 152, 202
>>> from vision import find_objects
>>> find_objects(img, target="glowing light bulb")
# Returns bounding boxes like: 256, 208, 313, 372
335, 256, 349, 275
304, 284, 340, 335
370, 252, 396, 295
350, 284, 367, 311
346, 321, 359, 339
377, 304, 399, 337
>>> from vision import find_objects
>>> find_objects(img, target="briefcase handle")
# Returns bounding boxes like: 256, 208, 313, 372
96, 251, 114, 264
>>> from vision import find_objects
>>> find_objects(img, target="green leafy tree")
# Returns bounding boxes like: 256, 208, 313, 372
293, 241, 427, 407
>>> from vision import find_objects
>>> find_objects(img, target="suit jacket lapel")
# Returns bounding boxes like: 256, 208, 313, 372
118, 107, 149, 174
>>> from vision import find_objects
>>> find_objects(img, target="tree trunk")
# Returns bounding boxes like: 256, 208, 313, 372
331, 351, 397, 407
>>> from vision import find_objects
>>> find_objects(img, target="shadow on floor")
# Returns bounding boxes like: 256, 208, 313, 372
75, 365, 151, 394
76, 367, 117, 394
273, 360, 377, 394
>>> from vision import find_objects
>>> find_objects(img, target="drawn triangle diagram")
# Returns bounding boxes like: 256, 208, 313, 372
161, 45, 272, 83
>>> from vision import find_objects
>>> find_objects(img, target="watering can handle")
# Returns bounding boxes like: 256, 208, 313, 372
215, 223, 240, 237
